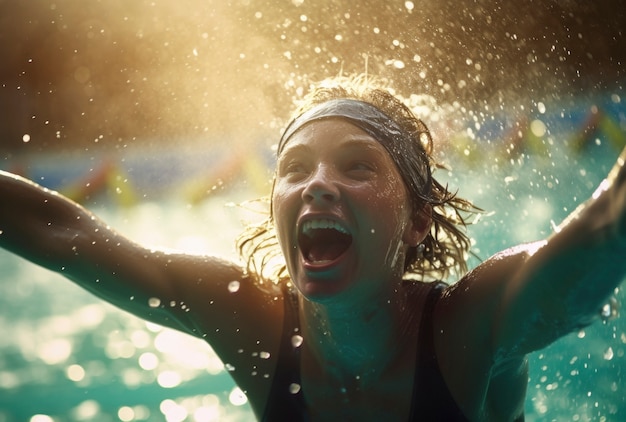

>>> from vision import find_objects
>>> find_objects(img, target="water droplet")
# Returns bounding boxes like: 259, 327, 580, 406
228, 280, 241, 293
259, 351, 271, 359
148, 297, 161, 308
291, 335, 304, 348
530, 119, 547, 137
537, 102, 546, 114
229, 387, 248, 406
22, 134, 31, 143
225, 363, 236, 371
392, 60, 405, 69
289, 383, 301, 394
604, 347, 614, 361
600, 297, 619, 321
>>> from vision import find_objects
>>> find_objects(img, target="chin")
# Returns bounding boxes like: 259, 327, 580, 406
294, 273, 352, 303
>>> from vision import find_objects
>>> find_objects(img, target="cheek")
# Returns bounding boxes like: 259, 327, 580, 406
366, 184, 413, 248
271, 180, 290, 219
271, 186, 297, 247
371, 177, 412, 220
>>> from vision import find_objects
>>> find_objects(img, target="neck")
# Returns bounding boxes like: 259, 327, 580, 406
299, 283, 413, 387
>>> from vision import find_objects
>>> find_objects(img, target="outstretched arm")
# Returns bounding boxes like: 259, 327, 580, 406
432, 148, 626, 420
439, 148, 626, 358
0, 170, 284, 412
0, 170, 280, 336
493, 147, 626, 356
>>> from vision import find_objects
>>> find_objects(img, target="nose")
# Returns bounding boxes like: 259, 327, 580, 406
302, 164, 340, 204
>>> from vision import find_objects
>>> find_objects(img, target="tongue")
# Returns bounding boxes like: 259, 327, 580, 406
305, 229, 351, 263
308, 242, 348, 263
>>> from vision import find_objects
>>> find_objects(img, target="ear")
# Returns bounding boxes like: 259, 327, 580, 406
403, 204, 432, 247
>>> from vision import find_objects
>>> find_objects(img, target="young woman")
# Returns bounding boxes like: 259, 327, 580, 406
1, 76, 625, 421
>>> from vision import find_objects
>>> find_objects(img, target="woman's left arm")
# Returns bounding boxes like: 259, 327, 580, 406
430, 147, 626, 420
493, 145, 626, 356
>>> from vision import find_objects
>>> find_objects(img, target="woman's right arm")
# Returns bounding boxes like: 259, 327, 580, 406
0, 170, 282, 336
0, 170, 284, 412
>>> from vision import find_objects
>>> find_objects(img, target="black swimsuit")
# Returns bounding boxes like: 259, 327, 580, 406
261, 282, 522, 421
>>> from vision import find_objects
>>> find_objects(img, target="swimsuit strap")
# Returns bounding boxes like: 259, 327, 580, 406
261, 283, 308, 421
409, 281, 524, 421
263, 281, 524, 421
409, 281, 471, 421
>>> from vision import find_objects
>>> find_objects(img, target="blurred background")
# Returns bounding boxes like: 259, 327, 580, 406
1, 0, 626, 421
1, 0, 624, 152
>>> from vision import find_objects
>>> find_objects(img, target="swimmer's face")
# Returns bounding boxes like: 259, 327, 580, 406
272, 119, 424, 302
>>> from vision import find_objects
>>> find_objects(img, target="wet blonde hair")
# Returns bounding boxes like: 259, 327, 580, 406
237, 75, 480, 284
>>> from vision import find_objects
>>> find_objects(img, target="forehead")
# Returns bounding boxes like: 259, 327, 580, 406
279, 118, 389, 156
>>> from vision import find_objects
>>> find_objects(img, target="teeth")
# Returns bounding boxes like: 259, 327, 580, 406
302, 219, 349, 236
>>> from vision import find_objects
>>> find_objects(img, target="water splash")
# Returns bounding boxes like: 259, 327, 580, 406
291, 334, 304, 348
228, 280, 241, 293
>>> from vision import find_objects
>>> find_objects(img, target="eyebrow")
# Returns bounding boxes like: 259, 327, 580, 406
340, 137, 384, 153
277, 144, 311, 166
333, 137, 389, 161
279, 135, 383, 158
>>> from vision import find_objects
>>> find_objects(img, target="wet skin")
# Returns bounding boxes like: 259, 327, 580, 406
272, 118, 427, 304
271, 118, 434, 418
2, 131, 626, 420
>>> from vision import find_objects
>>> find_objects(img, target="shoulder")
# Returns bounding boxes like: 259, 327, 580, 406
435, 242, 542, 317
432, 243, 542, 357
429, 245, 539, 420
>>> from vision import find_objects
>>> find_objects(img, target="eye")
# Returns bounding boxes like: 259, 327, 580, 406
346, 161, 377, 177
278, 160, 309, 180
350, 161, 375, 171
286, 162, 306, 173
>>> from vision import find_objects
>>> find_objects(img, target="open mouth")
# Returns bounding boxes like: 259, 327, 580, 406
298, 219, 353, 265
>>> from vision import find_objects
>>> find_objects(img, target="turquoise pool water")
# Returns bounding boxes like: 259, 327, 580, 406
1, 94, 625, 421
